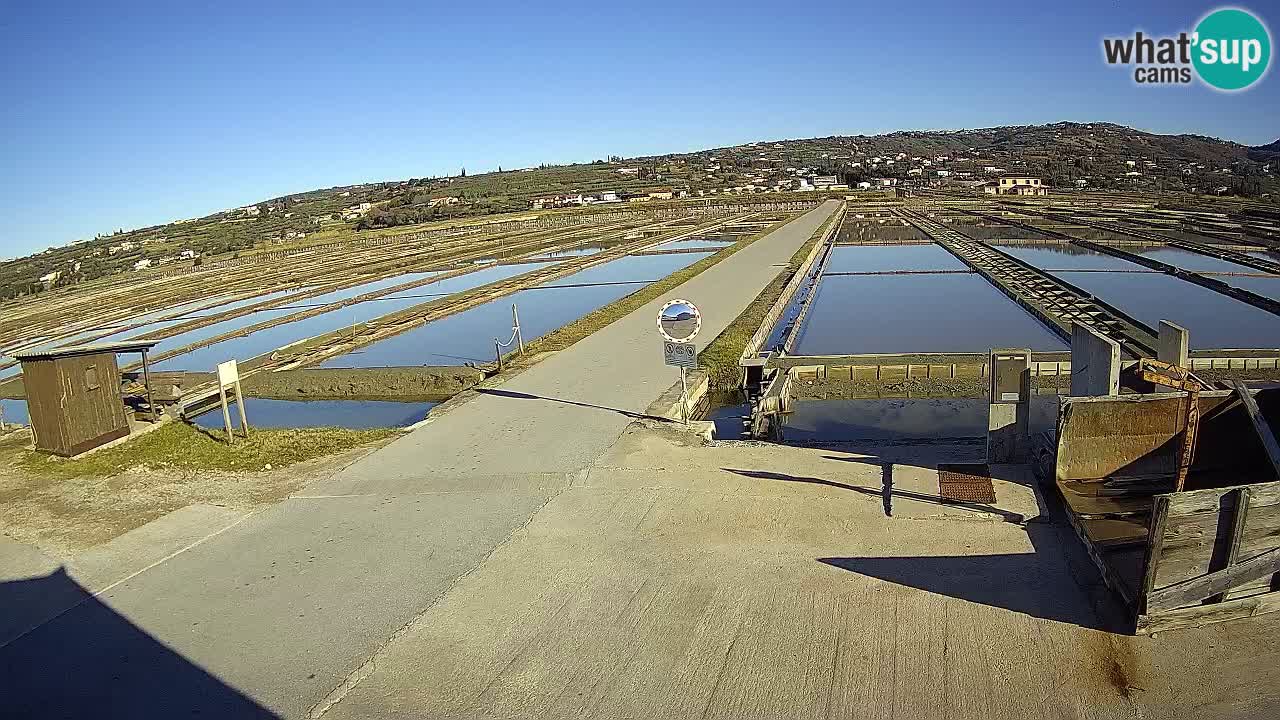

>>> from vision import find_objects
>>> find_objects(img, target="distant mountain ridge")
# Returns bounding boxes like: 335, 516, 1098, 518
2, 121, 1276, 302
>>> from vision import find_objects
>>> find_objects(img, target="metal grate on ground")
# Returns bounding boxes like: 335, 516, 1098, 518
937, 463, 997, 503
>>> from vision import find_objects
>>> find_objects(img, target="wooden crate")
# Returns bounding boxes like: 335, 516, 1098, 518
1046, 388, 1280, 634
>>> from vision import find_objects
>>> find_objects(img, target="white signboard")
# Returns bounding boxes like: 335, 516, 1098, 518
663, 341, 697, 369
216, 359, 239, 389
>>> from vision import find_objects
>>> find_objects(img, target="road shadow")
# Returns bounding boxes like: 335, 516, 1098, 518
0, 568, 277, 719
818, 543, 1110, 630
477, 388, 670, 422
724, 465, 1129, 632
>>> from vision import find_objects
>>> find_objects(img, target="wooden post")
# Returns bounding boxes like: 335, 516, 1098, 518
1208, 487, 1251, 604
1139, 496, 1170, 615
495, 340, 503, 371
1230, 380, 1280, 480
141, 349, 157, 422
512, 303, 524, 355
234, 378, 249, 438
679, 366, 689, 424
218, 383, 235, 444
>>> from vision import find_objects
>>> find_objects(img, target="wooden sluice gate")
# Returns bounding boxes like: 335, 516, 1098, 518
1036, 384, 1280, 634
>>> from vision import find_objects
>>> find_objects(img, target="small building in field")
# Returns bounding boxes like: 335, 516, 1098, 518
13, 340, 160, 457
983, 176, 1048, 196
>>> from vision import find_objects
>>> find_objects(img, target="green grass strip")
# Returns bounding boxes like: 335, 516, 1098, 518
698, 208, 839, 389
17, 422, 395, 478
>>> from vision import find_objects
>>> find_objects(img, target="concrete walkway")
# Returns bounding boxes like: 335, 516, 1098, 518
321, 426, 1280, 720
0, 201, 840, 719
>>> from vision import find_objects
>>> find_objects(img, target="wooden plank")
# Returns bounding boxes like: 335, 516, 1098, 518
1139, 496, 1169, 614
1165, 480, 1280, 515
1229, 380, 1280, 480
1146, 546, 1280, 613
1154, 500, 1280, 588
1209, 487, 1251, 604
1079, 516, 1149, 547
1057, 486, 1138, 609
1137, 589, 1280, 635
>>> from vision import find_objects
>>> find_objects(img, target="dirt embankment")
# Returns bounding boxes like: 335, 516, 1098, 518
242, 366, 485, 401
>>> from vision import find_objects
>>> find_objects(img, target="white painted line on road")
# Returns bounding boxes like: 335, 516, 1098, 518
0, 509, 258, 652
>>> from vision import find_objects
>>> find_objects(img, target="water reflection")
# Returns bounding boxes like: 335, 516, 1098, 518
994, 244, 1143, 272
192, 398, 435, 430
825, 244, 968, 273
793, 274, 1066, 355
321, 252, 709, 368
782, 396, 1059, 443
1054, 271, 1280, 348
0, 397, 28, 425
155, 264, 543, 370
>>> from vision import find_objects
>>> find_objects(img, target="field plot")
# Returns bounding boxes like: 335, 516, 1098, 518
321, 251, 712, 368
750, 197, 1280, 446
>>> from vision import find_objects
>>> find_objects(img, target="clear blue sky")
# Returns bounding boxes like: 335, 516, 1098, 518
2, 0, 1276, 257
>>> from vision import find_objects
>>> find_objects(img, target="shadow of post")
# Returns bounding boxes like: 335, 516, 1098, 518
0, 568, 277, 719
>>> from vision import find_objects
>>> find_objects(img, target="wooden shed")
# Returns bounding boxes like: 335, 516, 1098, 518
13, 340, 159, 457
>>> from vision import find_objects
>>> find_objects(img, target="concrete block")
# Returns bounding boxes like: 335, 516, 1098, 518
1157, 320, 1189, 368
879, 365, 908, 383
1070, 324, 1120, 397
852, 366, 877, 381
987, 402, 1026, 463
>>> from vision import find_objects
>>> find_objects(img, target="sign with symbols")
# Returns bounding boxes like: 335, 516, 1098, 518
663, 340, 697, 368
216, 359, 239, 389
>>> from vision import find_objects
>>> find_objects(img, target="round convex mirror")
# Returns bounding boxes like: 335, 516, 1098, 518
658, 299, 701, 342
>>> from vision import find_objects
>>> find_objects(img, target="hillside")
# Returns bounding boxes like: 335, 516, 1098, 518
3, 121, 1276, 302
1249, 139, 1280, 162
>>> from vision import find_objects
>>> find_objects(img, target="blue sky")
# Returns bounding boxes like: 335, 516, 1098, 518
2, 0, 1276, 256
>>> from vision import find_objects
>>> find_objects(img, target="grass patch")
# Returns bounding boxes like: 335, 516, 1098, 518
698, 207, 840, 390
515, 214, 798, 358
16, 422, 395, 478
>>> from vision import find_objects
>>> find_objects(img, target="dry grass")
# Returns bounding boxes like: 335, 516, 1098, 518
0, 423, 393, 555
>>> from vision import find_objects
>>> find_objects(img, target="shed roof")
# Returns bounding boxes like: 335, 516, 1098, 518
13, 340, 160, 361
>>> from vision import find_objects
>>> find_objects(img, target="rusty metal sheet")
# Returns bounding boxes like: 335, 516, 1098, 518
938, 463, 996, 503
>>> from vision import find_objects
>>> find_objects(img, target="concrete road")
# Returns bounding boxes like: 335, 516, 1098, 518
0, 201, 840, 719
321, 426, 1280, 720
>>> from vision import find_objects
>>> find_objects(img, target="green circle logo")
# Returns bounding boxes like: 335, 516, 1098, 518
1193, 8, 1272, 90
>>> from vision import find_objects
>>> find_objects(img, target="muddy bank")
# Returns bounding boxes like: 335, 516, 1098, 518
793, 367, 1280, 400
242, 366, 485, 401
792, 373, 1064, 400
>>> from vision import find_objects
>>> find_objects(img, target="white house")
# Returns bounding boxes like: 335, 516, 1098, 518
133, 258, 152, 271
